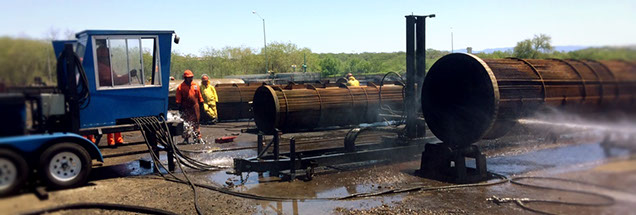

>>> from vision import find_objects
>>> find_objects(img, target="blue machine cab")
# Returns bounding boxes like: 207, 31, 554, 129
55, 30, 175, 128
0, 29, 180, 196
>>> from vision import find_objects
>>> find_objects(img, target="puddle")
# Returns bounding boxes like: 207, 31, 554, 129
485, 142, 632, 176
94, 134, 634, 214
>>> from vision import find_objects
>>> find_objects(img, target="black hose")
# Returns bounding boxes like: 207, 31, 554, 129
73, 53, 91, 109
19, 202, 178, 215
55, 47, 91, 110
132, 116, 616, 214
487, 176, 616, 215
379, 72, 406, 126
133, 116, 230, 215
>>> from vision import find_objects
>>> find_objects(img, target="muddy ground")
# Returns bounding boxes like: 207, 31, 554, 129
1, 121, 635, 214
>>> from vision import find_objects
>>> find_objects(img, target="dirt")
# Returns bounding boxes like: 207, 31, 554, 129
1, 121, 635, 215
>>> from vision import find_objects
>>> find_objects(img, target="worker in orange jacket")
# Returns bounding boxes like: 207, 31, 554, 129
176, 70, 204, 143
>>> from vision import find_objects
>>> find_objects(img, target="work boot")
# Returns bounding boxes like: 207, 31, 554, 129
107, 133, 119, 148
83, 135, 96, 143
114, 133, 125, 146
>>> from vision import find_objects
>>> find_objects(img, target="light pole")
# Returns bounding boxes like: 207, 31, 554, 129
450, 27, 454, 53
252, 11, 268, 73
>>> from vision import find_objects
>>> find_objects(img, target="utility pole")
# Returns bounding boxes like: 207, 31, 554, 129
451, 27, 454, 53
252, 11, 268, 73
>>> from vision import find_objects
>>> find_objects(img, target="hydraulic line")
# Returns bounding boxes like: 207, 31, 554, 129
488, 176, 616, 215
132, 117, 203, 215
56, 48, 91, 109
136, 172, 509, 202
46, 117, 612, 215
19, 203, 178, 215
379, 72, 406, 126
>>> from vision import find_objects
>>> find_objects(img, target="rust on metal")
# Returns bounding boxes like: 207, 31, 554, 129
214, 82, 266, 121
253, 84, 405, 134
422, 53, 636, 147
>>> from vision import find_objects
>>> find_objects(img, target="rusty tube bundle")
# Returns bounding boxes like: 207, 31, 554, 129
422, 53, 636, 147
253, 83, 404, 134
215, 83, 265, 121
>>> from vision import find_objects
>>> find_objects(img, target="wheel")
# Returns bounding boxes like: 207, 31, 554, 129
0, 149, 29, 196
39, 143, 92, 189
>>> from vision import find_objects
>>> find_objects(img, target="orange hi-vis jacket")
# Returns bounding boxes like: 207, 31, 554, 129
176, 81, 204, 122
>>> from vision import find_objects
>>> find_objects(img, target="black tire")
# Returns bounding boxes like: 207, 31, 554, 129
0, 149, 29, 197
39, 143, 92, 189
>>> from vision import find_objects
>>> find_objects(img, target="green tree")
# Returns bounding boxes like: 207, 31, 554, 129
0, 37, 56, 86
513, 34, 554, 58
319, 56, 341, 77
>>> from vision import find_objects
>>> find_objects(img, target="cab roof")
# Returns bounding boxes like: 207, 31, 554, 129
75, 30, 175, 38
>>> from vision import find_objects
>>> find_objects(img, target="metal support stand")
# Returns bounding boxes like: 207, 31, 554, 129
289, 137, 296, 176
273, 130, 280, 160
167, 146, 175, 172
257, 133, 263, 159
233, 133, 435, 181
144, 128, 175, 172
405, 14, 434, 139
416, 143, 488, 183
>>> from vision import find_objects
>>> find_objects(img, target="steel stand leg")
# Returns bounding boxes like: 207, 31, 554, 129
289, 137, 296, 177
273, 130, 280, 160
167, 147, 175, 172
145, 129, 161, 173
272, 130, 281, 176
257, 133, 263, 159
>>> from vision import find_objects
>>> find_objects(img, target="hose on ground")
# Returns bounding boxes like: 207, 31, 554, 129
134, 172, 509, 202
19, 202, 178, 215
487, 176, 616, 215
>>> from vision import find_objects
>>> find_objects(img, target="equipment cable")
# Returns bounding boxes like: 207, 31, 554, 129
379, 72, 406, 126
19, 203, 178, 215
57, 49, 91, 109
487, 176, 615, 215
26, 117, 615, 214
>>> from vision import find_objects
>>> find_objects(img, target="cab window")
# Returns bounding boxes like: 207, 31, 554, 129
94, 36, 161, 88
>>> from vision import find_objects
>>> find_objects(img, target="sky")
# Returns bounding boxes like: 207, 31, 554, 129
1, 0, 635, 55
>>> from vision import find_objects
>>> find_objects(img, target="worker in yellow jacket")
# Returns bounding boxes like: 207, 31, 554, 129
346, 73, 360, 86
200, 74, 218, 123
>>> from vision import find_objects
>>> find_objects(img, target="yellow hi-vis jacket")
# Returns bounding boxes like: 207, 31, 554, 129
347, 77, 360, 86
200, 81, 218, 119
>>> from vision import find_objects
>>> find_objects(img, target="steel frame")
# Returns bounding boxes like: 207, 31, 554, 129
232, 129, 437, 180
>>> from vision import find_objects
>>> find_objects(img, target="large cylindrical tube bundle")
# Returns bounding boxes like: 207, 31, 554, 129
422, 53, 636, 147
253, 83, 404, 134
215, 83, 265, 121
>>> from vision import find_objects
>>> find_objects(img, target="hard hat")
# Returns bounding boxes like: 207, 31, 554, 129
201, 74, 209, 81
183, 70, 194, 78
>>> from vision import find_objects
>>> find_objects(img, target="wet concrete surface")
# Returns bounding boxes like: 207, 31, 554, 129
1, 121, 635, 214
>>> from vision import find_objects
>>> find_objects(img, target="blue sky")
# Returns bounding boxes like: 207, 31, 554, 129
1, 0, 635, 55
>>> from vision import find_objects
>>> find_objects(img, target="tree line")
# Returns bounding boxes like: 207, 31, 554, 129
1, 34, 635, 86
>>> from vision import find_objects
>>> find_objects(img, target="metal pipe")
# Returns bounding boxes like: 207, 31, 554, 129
253, 83, 404, 134
422, 53, 636, 147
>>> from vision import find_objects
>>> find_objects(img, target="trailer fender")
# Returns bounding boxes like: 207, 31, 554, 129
45, 134, 104, 163
0, 133, 103, 163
